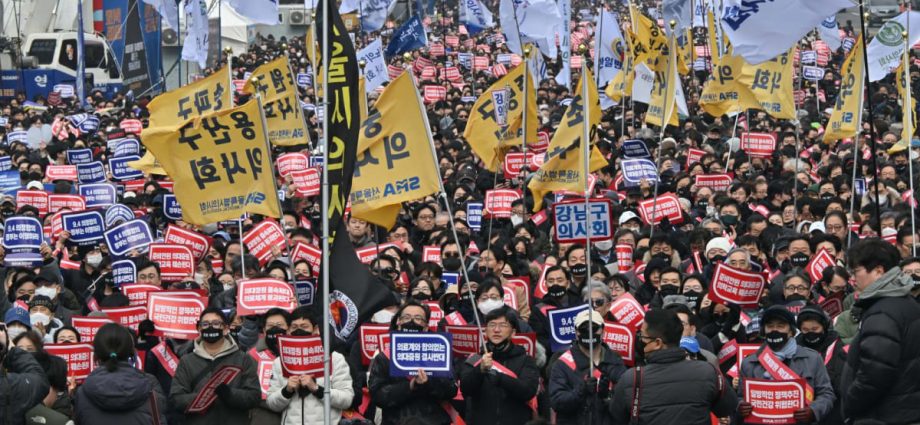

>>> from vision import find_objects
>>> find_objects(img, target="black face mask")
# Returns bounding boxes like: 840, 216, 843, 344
411, 293, 432, 301
28, 171, 42, 181
652, 253, 670, 261
547, 284, 567, 298
709, 255, 726, 264
400, 321, 425, 333
201, 327, 223, 343
721, 215, 738, 226
290, 328, 312, 337
634, 335, 649, 363
265, 326, 286, 353
790, 252, 810, 268
658, 286, 679, 298
229, 326, 241, 340
0, 207, 13, 218
577, 327, 603, 349
765, 330, 789, 351
477, 266, 490, 275
802, 331, 825, 346
696, 199, 709, 210
570, 263, 587, 276
684, 290, 702, 306
785, 294, 808, 302
442, 257, 462, 271
677, 188, 691, 199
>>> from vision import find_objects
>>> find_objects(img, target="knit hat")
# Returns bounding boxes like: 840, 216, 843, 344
28, 295, 54, 312
705, 237, 732, 256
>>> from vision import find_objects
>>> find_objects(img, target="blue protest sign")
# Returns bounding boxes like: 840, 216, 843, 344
105, 204, 137, 229
163, 194, 182, 220
0, 170, 21, 193
111, 259, 137, 287
466, 202, 483, 231
296, 73, 312, 87
77, 161, 107, 184
441, 272, 459, 288
104, 219, 153, 256
294, 279, 315, 306
621, 139, 651, 158
108, 156, 143, 181
803, 66, 825, 81
62, 211, 105, 246
67, 149, 94, 165
80, 183, 117, 208
2, 216, 43, 251
854, 178, 866, 197
801, 50, 817, 64
112, 139, 141, 157
389, 332, 453, 378
553, 200, 613, 243
621, 158, 659, 185
0, 156, 11, 170
309, 156, 324, 167
548, 304, 590, 351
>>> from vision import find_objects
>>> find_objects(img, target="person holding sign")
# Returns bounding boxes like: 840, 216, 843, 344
529, 265, 581, 354
795, 306, 847, 425
610, 309, 738, 424
368, 301, 458, 425
169, 308, 261, 425
266, 306, 354, 425
459, 306, 540, 425
548, 309, 627, 425
737, 306, 835, 424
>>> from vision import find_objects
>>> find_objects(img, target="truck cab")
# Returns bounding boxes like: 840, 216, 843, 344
1, 31, 123, 100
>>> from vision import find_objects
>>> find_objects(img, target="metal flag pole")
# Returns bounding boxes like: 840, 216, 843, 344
648, 22, 677, 241
725, 111, 739, 171
904, 16, 916, 255
522, 45, 530, 173
848, 34, 865, 249
581, 45, 596, 386
792, 43, 806, 231
319, 1, 333, 423
858, 3, 882, 233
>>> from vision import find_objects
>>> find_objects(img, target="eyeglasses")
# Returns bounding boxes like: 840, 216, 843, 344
825, 224, 844, 232
590, 298, 609, 308
199, 320, 225, 328
785, 285, 810, 293
486, 322, 511, 330
417, 214, 435, 221
636, 330, 659, 342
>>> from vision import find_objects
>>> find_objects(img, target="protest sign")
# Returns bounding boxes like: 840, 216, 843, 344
687, 148, 706, 167
101, 305, 147, 330
291, 243, 321, 276
46, 165, 78, 181
45, 343, 95, 382
277, 335, 325, 377
290, 168, 321, 197
621, 158, 659, 185
120, 282, 162, 307
354, 242, 400, 264
293, 279, 315, 306
548, 304, 590, 351
466, 202, 483, 231
67, 149, 94, 165
243, 220, 287, 266
422, 246, 441, 264
109, 156, 144, 181
502, 152, 543, 177
80, 183, 117, 207
603, 322, 636, 365
163, 194, 183, 220
511, 333, 537, 357
621, 139, 651, 158
164, 225, 211, 260
483, 189, 521, 218
694, 174, 733, 193
49, 194, 86, 214
236, 278, 297, 316
444, 325, 482, 356
120, 119, 143, 134
104, 219, 153, 256
148, 244, 195, 281
71, 316, 113, 343
608, 293, 645, 329
806, 248, 835, 284
425, 301, 444, 330
553, 198, 613, 243
616, 244, 634, 273
389, 332, 452, 378
147, 293, 208, 339
740, 133, 777, 158
61, 211, 105, 246
0, 170, 21, 192
637, 193, 684, 225
3, 216, 43, 267
16, 191, 49, 216
359, 323, 390, 366
819, 297, 844, 319
803, 65, 825, 81
743, 379, 807, 424
710, 263, 767, 307
185, 365, 243, 414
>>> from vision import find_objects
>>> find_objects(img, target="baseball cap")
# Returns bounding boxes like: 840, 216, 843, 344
619, 211, 641, 226
26, 181, 43, 191
4, 307, 31, 328
574, 309, 604, 328
680, 336, 700, 353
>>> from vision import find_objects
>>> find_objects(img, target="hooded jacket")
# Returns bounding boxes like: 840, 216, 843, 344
840, 267, 920, 424
74, 361, 168, 425
265, 351, 353, 425
0, 348, 50, 425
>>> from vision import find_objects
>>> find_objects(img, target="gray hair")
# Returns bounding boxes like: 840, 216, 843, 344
582, 281, 611, 302
726, 247, 751, 263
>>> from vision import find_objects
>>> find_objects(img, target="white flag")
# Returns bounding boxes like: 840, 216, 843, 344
501, 0, 560, 58
357, 38, 390, 93
460, 0, 495, 33
816, 16, 842, 52
181, 0, 209, 69
339, 0, 359, 13
226, 0, 279, 25
721, 0, 853, 64
868, 12, 920, 82
500, 0, 524, 54
631, 63, 655, 104
595, 10, 623, 86
663, 0, 692, 35
359, 0, 396, 33
141, 0, 179, 30
555, 0, 572, 89
528, 48, 547, 86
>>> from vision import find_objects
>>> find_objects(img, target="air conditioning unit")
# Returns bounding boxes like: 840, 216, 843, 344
289, 10, 310, 26
162, 28, 180, 47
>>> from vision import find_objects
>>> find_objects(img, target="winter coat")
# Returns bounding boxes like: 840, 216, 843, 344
0, 348, 50, 425
169, 336, 262, 425
459, 344, 540, 425
368, 347, 458, 425
73, 361, 168, 425
796, 331, 847, 425
609, 347, 738, 425
739, 344, 836, 423
548, 346, 627, 425
266, 351, 354, 425
529, 294, 574, 355
841, 267, 920, 425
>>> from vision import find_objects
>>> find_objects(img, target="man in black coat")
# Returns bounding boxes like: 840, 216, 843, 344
0, 345, 50, 425
609, 308, 738, 425
841, 239, 920, 424
795, 305, 847, 425
459, 306, 540, 425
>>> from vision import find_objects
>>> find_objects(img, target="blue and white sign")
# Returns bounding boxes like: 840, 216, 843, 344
296, 73, 312, 88
112, 139, 141, 157
842, 37, 855, 53
109, 156, 143, 181
803, 66, 825, 81
389, 332, 453, 378
309, 156, 324, 168
67, 149, 94, 165
7, 130, 28, 144
621, 158, 659, 185
553, 200, 613, 243
62, 211, 105, 246
80, 183, 117, 208
111, 259, 137, 287
163, 194, 182, 220
105, 204, 136, 229
77, 161, 107, 184
294, 279, 315, 306
621, 139, 651, 158
466, 202, 483, 231
104, 219, 153, 256
0, 156, 11, 171
548, 304, 590, 351
2, 216, 43, 251
442, 272, 459, 288
801, 50, 817, 64
0, 170, 19, 193
854, 178, 866, 197
491, 88, 509, 127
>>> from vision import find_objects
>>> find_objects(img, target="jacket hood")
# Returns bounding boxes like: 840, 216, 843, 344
859, 266, 913, 303
81, 363, 153, 411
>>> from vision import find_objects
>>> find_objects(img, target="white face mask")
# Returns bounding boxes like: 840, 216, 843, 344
372, 309, 395, 324
510, 215, 524, 227
223, 283, 235, 292
34, 286, 57, 299
595, 240, 613, 251
477, 299, 505, 315
86, 254, 103, 268
7, 326, 26, 342
194, 273, 207, 285
30, 313, 51, 327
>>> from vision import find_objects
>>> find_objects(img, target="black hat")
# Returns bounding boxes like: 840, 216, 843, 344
28, 295, 55, 311
796, 305, 830, 330
761, 305, 796, 332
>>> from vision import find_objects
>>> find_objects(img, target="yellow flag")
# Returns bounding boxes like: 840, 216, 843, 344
127, 151, 168, 176
629, 5, 667, 71
528, 68, 607, 211
463, 63, 538, 171
646, 35, 680, 128
141, 100, 281, 225
306, 24, 323, 97
242, 56, 297, 102
145, 67, 232, 129
241, 56, 310, 147
706, 8, 721, 62
699, 47, 795, 119
676, 29, 693, 76
825, 36, 864, 142
898, 52, 917, 144
350, 73, 441, 229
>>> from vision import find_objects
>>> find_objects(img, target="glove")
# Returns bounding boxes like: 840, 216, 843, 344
597, 377, 611, 398
738, 401, 753, 417
214, 383, 232, 402
582, 377, 598, 396
793, 407, 815, 423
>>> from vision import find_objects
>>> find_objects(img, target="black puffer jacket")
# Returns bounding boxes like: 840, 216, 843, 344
368, 350, 458, 425
548, 346, 627, 425
74, 361, 168, 425
796, 330, 847, 425
841, 268, 920, 424
609, 347, 738, 425
459, 344, 540, 425
0, 348, 50, 425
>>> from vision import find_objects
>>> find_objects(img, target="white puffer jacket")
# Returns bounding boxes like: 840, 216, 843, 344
266, 351, 354, 425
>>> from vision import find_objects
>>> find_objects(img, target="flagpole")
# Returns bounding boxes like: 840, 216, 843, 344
579, 45, 596, 393
522, 44, 531, 185
648, 22, 676, 241
904, 20, 916, 255
725, 111, 739, 171
792, 41, 806, 231
858, 3, 882, 233
320, 1, 333, 423
410, 72, 485, 349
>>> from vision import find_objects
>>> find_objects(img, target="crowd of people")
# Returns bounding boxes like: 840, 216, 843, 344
1, 0, 920, 424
